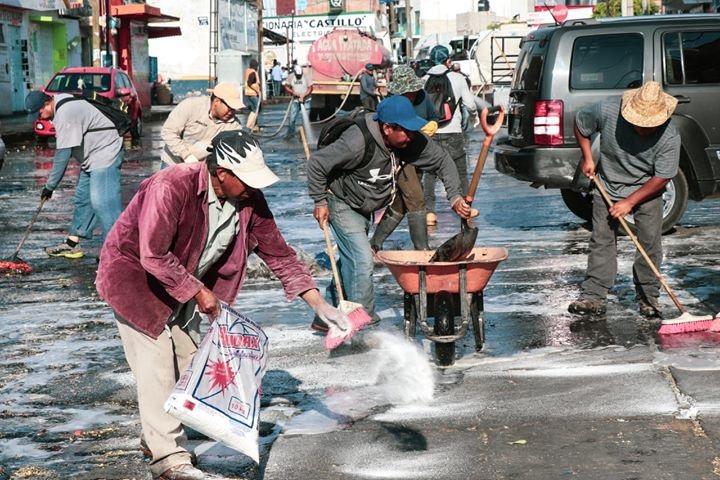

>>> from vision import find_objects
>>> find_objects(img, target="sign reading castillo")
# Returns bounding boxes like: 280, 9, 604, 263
263, 12, 374, 42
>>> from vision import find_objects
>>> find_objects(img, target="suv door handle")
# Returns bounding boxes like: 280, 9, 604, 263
674, 95, 690, 104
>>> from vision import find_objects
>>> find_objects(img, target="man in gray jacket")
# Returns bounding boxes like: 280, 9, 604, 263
308, 95, 471, 328
423, 45, 478, 226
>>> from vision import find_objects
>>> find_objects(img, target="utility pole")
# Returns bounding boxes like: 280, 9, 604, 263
105, 0, 111, 66
90, 0, 101, 66
404, 0, 412, 62
257, 0, 263, 100
388, 1, 395, 59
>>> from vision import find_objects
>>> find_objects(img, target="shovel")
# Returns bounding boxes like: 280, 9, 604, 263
0, 198, 46, 274
430, 105, 505, 263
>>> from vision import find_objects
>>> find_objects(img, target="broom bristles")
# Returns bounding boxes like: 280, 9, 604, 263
657, 311, 720, 335
325, 302, 373, 350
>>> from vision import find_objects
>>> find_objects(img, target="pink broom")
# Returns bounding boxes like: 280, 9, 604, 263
322, 223, 373, 349
592, 176, 719, 334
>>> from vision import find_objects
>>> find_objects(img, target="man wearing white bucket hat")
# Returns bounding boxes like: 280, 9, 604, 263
569, 81, 681, 318
97, 130, 349, 479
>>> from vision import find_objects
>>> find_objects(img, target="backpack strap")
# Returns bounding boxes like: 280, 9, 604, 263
54, 96, 117, 134
354, 116, 376, 168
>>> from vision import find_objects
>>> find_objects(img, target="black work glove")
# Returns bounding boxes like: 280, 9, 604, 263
40, 187, 53, 201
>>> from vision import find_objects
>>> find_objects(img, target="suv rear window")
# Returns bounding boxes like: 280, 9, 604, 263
570, 34, 643, 90
664, 31, 720, 85
511, 45, 544, 91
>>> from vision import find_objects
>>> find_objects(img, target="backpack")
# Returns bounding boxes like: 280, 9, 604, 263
425, 69, 458, 127
55, 92, 132, 137
316, 109, 375, 167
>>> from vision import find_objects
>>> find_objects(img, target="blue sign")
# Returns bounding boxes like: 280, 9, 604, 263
296, 0, 307, 11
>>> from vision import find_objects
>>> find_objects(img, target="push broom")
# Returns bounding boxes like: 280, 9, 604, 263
322, 223, 373, 349
0, 198, 46, 275
592, 176, 719, 334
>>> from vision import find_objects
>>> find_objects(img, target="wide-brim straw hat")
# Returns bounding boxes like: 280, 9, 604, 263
621, 81, 677, 128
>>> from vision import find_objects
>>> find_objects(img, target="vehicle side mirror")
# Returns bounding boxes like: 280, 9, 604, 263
117, 87, 132, 96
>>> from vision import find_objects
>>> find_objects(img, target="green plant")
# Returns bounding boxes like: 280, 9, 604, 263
593, 0, 660, 17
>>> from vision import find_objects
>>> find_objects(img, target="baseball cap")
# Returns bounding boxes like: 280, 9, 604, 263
208, 82, 244, 110
25, 90, 52, 113
365, 63, 375, 71
373, 95, 427, 132
209, 130, 279, 189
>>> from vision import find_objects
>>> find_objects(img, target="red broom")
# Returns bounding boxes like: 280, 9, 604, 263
322, 223, 373, 349
0, 198, 46, 275
592, 177, 719, 334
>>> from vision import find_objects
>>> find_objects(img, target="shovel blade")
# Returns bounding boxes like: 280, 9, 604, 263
429, 226, 479, 262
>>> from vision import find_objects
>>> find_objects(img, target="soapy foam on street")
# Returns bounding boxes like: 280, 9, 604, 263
281, 332, 435, 435
365, 331, 435, 404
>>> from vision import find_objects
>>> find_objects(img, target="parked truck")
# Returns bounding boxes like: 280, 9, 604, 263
307, 28, 392, 120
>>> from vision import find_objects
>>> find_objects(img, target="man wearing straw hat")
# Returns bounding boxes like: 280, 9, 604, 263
160, 83, 244, 167
568, 81, 681, 318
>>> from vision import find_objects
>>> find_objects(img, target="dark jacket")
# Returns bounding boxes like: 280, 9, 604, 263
96, 162, 316, 339
307, 113, 463, 215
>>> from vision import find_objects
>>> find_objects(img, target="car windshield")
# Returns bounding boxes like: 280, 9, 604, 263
47, 73, 111, 93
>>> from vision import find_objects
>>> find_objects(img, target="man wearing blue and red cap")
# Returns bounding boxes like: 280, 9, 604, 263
307, 95, 472, 329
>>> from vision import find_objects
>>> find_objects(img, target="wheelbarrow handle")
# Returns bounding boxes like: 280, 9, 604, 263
480, 106, 505, 137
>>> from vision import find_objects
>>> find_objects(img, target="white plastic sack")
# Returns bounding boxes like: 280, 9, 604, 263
164, 303, 268, 462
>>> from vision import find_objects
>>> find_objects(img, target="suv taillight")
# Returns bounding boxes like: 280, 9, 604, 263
534, 100, 564, 146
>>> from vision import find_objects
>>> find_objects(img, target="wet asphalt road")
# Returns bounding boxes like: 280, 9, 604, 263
0, 104, 719, 479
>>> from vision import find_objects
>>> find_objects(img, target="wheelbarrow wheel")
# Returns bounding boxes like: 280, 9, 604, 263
404, 292, 417, 337
434, 291, 455, 366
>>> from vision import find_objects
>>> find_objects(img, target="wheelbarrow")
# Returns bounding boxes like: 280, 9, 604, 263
375, 247, 508, 366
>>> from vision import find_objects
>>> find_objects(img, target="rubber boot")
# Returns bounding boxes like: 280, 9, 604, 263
407, 210, 430, 250
370, 209, 404, 252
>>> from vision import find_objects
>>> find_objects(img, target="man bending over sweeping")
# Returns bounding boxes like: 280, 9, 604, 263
308, 95, 472, 330
568, 81, 680, 318
96, 130, 349, 480
25, 90, 124, 259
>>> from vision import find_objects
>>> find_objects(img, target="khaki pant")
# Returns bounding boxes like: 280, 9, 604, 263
115, 313, 201, 477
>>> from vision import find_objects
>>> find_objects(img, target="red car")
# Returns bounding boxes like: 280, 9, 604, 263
34, 66, 143, 140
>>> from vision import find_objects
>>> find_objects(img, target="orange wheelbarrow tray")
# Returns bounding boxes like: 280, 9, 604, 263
375, 247, 508, 363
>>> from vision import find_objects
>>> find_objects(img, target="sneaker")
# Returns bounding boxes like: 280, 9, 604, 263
155, 464, 205, 480
638, 298, 662, 318
45, 242, 84, 259
426, 212, 437, 226
568, 298, 607, 315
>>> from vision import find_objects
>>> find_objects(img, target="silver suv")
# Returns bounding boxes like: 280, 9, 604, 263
495, 14, 720, 233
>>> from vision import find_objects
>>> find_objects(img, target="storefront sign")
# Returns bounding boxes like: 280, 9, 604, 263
0, 7, 24, 26
219, 0, 258, 52
263, 13, 374, 43
2, 0, 64, 10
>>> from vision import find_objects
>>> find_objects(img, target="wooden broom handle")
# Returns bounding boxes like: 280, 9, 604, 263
592, 176, 685, 313
299, 126, 311, 162
322, 223, 345, 303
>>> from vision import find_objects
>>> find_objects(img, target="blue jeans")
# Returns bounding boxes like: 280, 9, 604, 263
286, 98, 311, 138
327, 195, 376, 316
245, 95, 259, 113
272, 80, 282, 97
69, 150, 123, 241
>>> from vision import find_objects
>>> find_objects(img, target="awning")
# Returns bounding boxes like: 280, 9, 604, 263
148, 26, 182, 39
111, 3, 179, 23
263, 28, 292, 45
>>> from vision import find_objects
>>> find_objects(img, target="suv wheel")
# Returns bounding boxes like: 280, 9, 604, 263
560, 169, 689, 235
